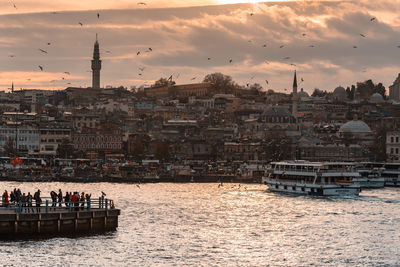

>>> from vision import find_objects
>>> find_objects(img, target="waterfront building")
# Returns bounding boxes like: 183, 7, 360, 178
72, 125, 122, 154
386, 130, 400, 162
389, 73, 400, 102
0, 122, 39, 155
39, 121, 72, 156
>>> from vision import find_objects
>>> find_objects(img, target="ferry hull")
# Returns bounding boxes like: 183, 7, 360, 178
384, 178, 400, 187
352, 178, 385, 188
265, 180, 360, 197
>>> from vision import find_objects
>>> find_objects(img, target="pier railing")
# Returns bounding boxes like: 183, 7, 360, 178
0, 197, 115, 214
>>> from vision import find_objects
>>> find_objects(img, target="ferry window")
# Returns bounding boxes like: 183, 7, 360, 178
292, 186, 296, 191
275, 185, 278, 189
311, 188, 315, 193
301, 187, 305, 191
284, 185, 287, 190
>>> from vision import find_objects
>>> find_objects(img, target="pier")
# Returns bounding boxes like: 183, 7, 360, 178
0, 198, 120, 238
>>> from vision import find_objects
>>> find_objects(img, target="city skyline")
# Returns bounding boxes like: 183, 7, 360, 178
0, 0, 399, 92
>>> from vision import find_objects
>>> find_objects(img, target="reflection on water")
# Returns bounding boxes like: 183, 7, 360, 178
0, 182, 399, 266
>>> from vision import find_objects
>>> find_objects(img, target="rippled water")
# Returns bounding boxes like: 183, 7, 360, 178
0, 182, 399, 266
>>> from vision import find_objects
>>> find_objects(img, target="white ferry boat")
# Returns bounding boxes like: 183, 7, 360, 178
262, 161, 361, 196
354, 162, 385, 188
381, 163, 400, 186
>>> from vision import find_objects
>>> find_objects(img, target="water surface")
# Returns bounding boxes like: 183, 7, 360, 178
0, 182, 399, 266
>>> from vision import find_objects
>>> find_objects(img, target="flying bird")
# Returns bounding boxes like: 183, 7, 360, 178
97, 13, 100, 19
353, 45, 358, 48
101, 191, 107, 196
265, 80, 269, 84
47, 42, 51, 45
301, 78, 304, 82
137, 51, 140, 55
283, 56, 290, 60
148, 47, 152, 51
360, 33, 366, 37
8, 55, 15, 58
229, 59, 233, 63
279, 45, 284, 48
290, 63, 296, 66
78, 22, 83, 26
250, 13, 254, 16
64, 71, 70, 75
191, 77, 196, 80
397, 45, 400, 48
13, 3, 17, 9
138, 67, 145, 71
138, 73, 142, 76
105, 50, 111, 53
136, 184, 140, 188
309, 45, 315, 47
137, 2, 146, 5
262, 44, 267, 47
370, 17, 376, 21
265, 61, 269, 64
39, 49, 48, 54
207, 57, 211, 60
67, 82, 71, 85
61, 77, 65, 80
302, 33, 307, 36
38, 66, 43, 71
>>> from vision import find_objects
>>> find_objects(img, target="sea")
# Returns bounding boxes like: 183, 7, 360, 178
0, 182, 399, 266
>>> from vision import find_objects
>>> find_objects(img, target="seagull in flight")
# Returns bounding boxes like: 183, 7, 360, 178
105, 50, 111, 53
309, 45, 315, 48
301, 78, 304, 82
148, 47, 152, 51
47, 42, 51, 45
370, 17, 376, 21
137, 2, 147, 5
13, 3, 17, 9
97, 13, 100, 19
191, 77, 196, 80
283, 56, 290, 60
262, 44, 267, 47
138, 67, 145, 71
38, 66, 43, 71
265, 80, 269, 84
39, 49, 48, 54
137, 51, 140, 55
302, 33, 307, 36
78, 22, 83, 26
64, 71, 70, 75
207, 57, 211, 60
8, 55, 15, 58
360, 33, 366, 37
353, 45, 358, 48
229, 59, 233, 63
279, 45, 285, 48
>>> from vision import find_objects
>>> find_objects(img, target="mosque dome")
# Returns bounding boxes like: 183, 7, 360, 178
298, 88, 309, 98
370, 93, 384, 103
339, 120, 372, 134
333, 86, 347, 100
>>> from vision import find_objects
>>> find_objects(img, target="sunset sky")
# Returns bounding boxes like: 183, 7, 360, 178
0, 0, 399, 93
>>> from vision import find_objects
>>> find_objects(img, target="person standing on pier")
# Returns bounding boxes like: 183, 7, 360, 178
2, 190, 9, 207
34, 190, 42, 212
65, 192, 70, 207
80, 192, 85, 209
27, 192, 34, 213
58, 189, 63, 207
50, 191, 57, 210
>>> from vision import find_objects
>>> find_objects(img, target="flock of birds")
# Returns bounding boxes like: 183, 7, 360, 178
5, 1, 400, 90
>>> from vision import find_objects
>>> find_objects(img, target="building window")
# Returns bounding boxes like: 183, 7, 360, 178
391, 136, 394, 143
397, 137, 399, 143
396, 148, 399, 154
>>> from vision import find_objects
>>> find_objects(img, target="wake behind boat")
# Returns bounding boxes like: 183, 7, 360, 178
262, 161, 361, 196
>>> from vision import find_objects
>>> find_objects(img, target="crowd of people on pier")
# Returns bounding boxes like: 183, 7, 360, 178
1, 188, 93, 212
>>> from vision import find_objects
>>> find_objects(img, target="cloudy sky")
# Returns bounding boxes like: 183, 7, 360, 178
0, 0, 399, 93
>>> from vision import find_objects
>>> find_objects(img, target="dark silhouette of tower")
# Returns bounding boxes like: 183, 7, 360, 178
292, 70, 298, 117
91, 34, 101, 89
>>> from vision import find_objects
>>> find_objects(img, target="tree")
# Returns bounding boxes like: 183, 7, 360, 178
4, 137, 16, 157
131, 139, 145, 163
262, 131, 293, 161
154, 140, 170, 161
203, 72, 237, 94
311, 88, 327, 97
355, 79, 386, 100
154, 77, 175, 87
56, 138, 74, 158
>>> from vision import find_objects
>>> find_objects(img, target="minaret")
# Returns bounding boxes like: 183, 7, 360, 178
11, 82, 14, 93
292, 70, 298, 117
91, 34, 101, 89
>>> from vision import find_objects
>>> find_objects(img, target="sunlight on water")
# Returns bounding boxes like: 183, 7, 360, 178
0, 182, 399, 266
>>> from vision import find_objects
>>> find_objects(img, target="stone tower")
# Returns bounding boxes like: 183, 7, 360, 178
91, 34, 101, 89
292, 70, 298, 117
